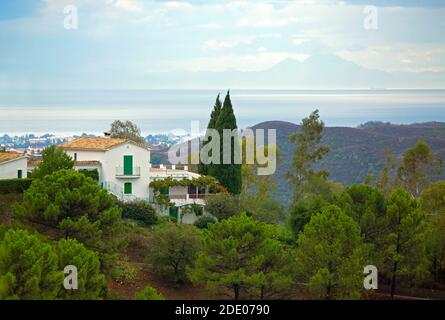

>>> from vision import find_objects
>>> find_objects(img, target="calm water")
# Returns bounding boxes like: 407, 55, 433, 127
0, 89, 444, 135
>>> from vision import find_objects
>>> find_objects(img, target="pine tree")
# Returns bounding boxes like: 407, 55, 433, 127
296, 205, 368, 300
209, 91, 242, 194
382, 188, 428, 298
199, 94, 222, 175
188, 214, 295, 299
0, 229, 62, 300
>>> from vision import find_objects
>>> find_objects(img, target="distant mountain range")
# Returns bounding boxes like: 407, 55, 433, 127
9, 53, 445, 90
251, 121, 445, 205
136, 54, 445, 89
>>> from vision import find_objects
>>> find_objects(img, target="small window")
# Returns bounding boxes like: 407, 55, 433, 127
124, 182, 132, 194
74, 153, 77, 161
17, 170, 23, 179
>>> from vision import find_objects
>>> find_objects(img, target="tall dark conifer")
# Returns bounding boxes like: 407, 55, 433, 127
199, 94, 222, 175
209, 91, 242, 194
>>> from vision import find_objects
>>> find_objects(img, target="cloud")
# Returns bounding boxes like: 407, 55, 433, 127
205, 39, 233, 49
113, 0, 144, 12
161, 1, 193, 9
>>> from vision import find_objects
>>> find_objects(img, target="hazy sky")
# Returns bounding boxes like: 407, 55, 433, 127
1, 0, 444, 89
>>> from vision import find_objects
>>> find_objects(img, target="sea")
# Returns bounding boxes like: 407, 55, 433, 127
1, 89, 444, 136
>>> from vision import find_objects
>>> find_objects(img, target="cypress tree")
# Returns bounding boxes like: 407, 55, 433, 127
199, 94, 222, 175
209, 91, 242, 194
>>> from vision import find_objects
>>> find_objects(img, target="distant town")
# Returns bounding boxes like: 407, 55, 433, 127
0, 133, 182, 157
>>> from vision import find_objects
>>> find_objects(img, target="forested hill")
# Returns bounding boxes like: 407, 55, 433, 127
251, 121, 445, 205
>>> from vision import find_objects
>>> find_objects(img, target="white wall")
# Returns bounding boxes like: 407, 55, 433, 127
0, 157, 28, 179
104, 143, 151, 200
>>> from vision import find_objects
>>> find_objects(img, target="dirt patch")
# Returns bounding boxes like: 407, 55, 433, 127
0, 194, 22, 225
107, 262, 205, 300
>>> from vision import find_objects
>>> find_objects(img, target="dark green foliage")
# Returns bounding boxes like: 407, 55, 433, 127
0, 179, 33, 194
382, 188, 428, 298
194, 215, 217, 229
0, 229, 63, 300
199, 94, 222, 175
134, 286, 165, 300
13, 169, 125, 258
146, 223, 201, 285
204, 192, 240, 221
31, 145, 74, 179
337, 184, 387, 244
288, 194, 331, 237
78, 169, 99, 182
189, 214, 295, 300
209, 91, 243, 194
296, 205, 368, 300
240, 195, 285, 224
118, 200, 158, 226
56, 239, 106, 300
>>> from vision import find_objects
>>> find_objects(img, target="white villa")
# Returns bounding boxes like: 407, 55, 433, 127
55, 137, 212, 223
0, 152, 28, 179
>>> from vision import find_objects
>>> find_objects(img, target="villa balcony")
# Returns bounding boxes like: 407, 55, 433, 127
115, 166, 141, 178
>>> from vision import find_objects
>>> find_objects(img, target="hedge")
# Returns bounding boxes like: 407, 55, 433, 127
118, 199, 158, 226
78, 169, 99, 182
0, 178, 33, 194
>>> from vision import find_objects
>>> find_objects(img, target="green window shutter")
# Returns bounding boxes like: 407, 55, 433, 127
17, 170, 22, 179
124, 182, 132, 194
160, 187, 169, 195
123, 155, 133, 175
169, 206, 179, 222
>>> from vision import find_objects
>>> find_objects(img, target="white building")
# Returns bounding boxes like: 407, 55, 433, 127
0, 152, 28, 179
57, 137, 212, 223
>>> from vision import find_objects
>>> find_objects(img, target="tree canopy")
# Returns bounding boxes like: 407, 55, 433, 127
109, 120, 145, 145
31, 145, 74, 179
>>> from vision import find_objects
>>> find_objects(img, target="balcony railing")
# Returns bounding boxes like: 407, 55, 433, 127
116, 166, 141, 177
153, 194, 217, 201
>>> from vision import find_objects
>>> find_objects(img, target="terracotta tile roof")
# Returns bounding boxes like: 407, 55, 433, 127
59, 138, 127, 151
0, 152, 25, 164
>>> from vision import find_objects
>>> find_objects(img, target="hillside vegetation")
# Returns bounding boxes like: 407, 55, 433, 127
251, 121, 445, 205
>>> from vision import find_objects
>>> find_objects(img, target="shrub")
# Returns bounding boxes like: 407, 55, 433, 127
146, 223, 201, 285
111, 258, 137, 285
134, 286, 165, 300
204, 193, 240, 221
194, 216, 217, 229
119, 200, 158, 226
0, 179, 33, 194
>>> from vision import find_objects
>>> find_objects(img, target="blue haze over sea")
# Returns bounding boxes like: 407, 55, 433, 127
1, 89, 445, 136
